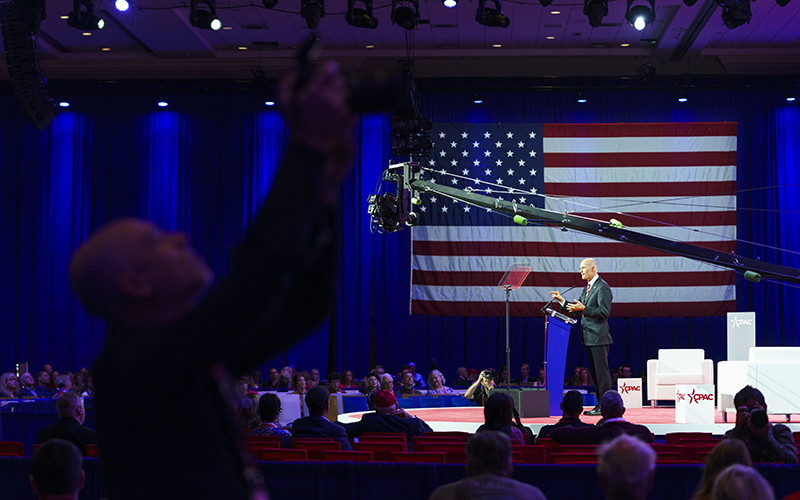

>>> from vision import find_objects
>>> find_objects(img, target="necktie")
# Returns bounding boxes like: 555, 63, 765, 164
585, 283, 592, 299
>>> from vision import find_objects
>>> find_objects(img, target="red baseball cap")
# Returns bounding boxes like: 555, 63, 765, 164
374, 390, 397, 409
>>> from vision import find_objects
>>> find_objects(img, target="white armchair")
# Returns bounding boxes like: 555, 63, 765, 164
647, 349, 714, 407
718, 347, 800, 415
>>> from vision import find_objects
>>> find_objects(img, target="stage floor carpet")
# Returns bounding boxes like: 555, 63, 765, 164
337, 407, 800, 437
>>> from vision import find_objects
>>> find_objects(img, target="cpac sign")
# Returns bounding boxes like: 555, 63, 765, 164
729, 315, 754, 329
676, 388, 714, 404
676, 384, 715, 424
617, 378, 642, 409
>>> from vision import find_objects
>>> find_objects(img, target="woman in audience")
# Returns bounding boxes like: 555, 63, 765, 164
327, 372, 345, 394
711, 464, 774, 500
291, 373, 307, 395
0, 372, 20, 398
360, 372, 380, 410
340, 370, 357, 389
249, 393, 292, 448
694, 439, 752, 500
567, 366, 593, 386
72, 372, 86, 394
236, 392, 261, 430
476, 392, 525, 444
34, 371, 55, 397
426, 369, 455, 395
532, 368, 545, 387
307, 369, 320, 389
278, 367, 292, 388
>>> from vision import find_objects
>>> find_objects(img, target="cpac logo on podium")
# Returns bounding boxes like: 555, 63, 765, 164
729, 315, 754, 329
676, 388, 713, 404
619, 382, 641, 395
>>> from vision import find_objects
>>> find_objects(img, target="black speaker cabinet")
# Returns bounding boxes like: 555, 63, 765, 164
492, 388, 551, 418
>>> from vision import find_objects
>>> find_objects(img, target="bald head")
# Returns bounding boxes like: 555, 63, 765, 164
70, 218, 213, 326
579, 258, 598, 282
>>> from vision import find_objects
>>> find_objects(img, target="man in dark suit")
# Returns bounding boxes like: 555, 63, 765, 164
291, 386, 352, 451
338, 390, 433, 450
537, 390, 593, 439
30, 439, 85, 500
549, 391, 654, 445
35, 392, 97, 456
551, 258, 613, 416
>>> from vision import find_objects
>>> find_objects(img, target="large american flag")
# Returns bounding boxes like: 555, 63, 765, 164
411, 123, 738, 318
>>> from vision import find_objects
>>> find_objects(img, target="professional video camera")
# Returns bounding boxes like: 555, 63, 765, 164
367, 161, 421, 234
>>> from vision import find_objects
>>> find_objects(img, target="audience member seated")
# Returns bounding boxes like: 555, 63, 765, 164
307, 368, 320, 389
251, 370, 263, 387
454, 367, 469, 387
360, 372, 380, 410
340, 370, 357, 389
476, 392, 525, 444
722, 385, 798, 463
263, 367, 286, 389
291, 386, 352, 450
465, 370, 496, 407
597, 434, 655, 500
249, 393, 292, 449
426, 369, 455, 395
711, 464, 774, 500
71, 372, 86, 395
693, 439, 752, 500
53, 374, 73, 399
408, 362, 427, 388
236, 392, 261, 430
30, 439, 85, 500
497, 366, 509, 386
19, 372, 37, 397
35, 392, 98, 456
373, 364, 386, 376
49, 370, 60, 390
35, 371, 56, 398
511, 407, 535, 444
466, 369, 480, 382
338, 390, 432, 451
550, 391, 654, 445
235, 376, 251, 399
81, 373, 95, 398
291, 373, 307, 395
538, 390, 592, 439
398, 370, 422, 396
0, 372, 20, 398
279, 367, 293, 388
427, 431, 548, 500
514, 363, 532, 384
567, 366, 594, 387
379, 373, 395, 391
326, 372, 345, 394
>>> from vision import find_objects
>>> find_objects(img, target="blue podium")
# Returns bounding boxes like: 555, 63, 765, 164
544, 308, 577, 416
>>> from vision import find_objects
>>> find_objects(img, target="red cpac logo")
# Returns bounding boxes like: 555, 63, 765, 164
676, 389, 713, 404
619, 383, 641, 394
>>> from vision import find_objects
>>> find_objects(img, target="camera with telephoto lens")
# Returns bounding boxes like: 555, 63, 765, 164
483, 370, 499, 381
748, 407, 769, 429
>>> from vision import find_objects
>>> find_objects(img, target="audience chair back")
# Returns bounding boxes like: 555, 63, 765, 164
358, 435, 407, 451
392, 452, 446, 463
413, 442, 467, 463
512, 445, 546, 464
321, 450, 373, 462
423, 431, 469, 442
86, 444, 100, 458
244, 435, 284, 447
353, 442, 406, 461
292, 440, 341, 459
550, 452, 598, 464
665, 432, 713, 445
412, 436, 460, 449
257, 448, 307, 462
0, 442, 24, 457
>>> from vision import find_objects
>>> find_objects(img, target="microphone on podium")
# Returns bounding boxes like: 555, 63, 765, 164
540, 284, 580, 314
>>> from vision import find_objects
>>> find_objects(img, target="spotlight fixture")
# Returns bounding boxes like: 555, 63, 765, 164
115, 0, 130, 11
787, 90, 797, 102
263, 0, 279, 8
682, 0, 698, 5
157, 101, 169, 107
476, 0, 510, 27
472, 91, 484, 104
300, 0, 325, 29
677, 90, 688, 103
346, 0, 378, 28
391, 0, 419, 30
443, 0, 458, 7
59, 101, 71, 108
67, 0, 104, 30
577, 92, 587, 103
539, 0, 554, 6
776, 0, 790, 5
715, 0, 751, 28
583, 0, 608, 27
190, 0, 222, 30
625, 0, 655, 30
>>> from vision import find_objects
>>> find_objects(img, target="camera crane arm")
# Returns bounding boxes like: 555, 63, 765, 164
406, 178, 800, 285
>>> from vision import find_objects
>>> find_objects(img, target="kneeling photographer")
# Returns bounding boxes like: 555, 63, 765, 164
723, 385, 798, 463
465, 370, 498, 407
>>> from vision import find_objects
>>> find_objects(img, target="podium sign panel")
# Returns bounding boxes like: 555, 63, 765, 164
544, 311, 574, 416
727, 312, 756, 361
675, 385, 715, 424
617, 378, 643, 409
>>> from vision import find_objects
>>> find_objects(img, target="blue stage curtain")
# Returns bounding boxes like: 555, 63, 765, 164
1, 82, 798, 381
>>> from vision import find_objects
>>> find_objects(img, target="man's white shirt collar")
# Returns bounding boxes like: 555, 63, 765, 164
588, 275, 600, 287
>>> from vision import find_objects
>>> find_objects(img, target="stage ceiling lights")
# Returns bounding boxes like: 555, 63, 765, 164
787, 90, 797, 102
625, 0, 655, 30
190, 0, 222, 31
472, 91, 484, 104
301, 0, 325, 29
115, 0, 130, 12
476, 0, 510, 28
715, 0, 751, 28
583, 0, 608, 27
263, 0, 279, 8
67, 0, 104, 30
577, 91, 588, 103
391, 0, 419, 31
346, 0, 379, 29
538, 0, 554, 7
443, 0, 458, 8
682, 0, 698, 5
776, 0, 790, 5
677, 90, 688, 102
